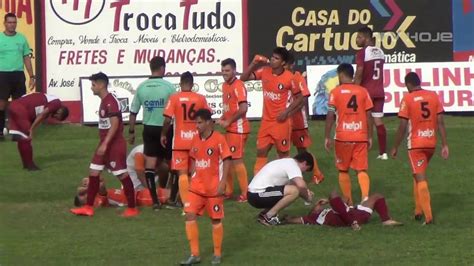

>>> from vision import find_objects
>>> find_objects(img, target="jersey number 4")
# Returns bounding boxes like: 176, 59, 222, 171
181, 103, 197, 121
347, 95, 358, 112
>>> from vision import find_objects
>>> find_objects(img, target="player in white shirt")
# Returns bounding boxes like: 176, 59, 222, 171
247, 152, 315, 226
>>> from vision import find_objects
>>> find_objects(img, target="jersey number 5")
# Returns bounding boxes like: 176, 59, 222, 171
181, 103, 197, 121
347, 95, 358, 112
420, 101, 430, 118
373, 61, 382, 80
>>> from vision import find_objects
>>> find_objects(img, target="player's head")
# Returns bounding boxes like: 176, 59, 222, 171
284, 52, 295, 71
356, 26, 373, 47
404, 72, 421, 92
293, 151, 315, 172
74, 177, 89, 207
52, 106, 69, 121
180, 71, 194, 92
336, 63, 354, 83
221, 58, 237, 83
4, 13, 16, 32
195, 108, 213, 135
271, 47, 290, 69
149, 56, 166, 75
89, 72, 109, 95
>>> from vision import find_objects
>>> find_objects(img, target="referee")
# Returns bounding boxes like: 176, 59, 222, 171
129, 56, 175, 210
0, 13, 35, 140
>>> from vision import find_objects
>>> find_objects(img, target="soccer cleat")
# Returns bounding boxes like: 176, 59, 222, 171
351, 221, 361, 231
121, 207, 139, 217
414, 214, 423, 221
258, 213, 281, 226
164, 200, 183, 210
382, 219, 403, 226
312, 171, 325, 184
211, 255, 222, 265
377, 153, 388, 160
26, 164, 41, 171
236, 195, 247, 203
152, 203, 162, 211
422, 220, 433, 226
180, 255, 201, 265
70, 205, 94, 216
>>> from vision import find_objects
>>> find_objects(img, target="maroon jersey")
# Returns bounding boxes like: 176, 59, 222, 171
15, 93, 61, 122
98, 93, 124, 142
356, 46, 385, 98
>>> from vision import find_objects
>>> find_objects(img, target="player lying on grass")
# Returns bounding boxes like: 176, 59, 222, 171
74, 177, 169, 207
280, 191, 402, 230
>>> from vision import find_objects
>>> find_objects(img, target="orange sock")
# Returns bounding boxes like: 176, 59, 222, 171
417, 180, 433, 223
235, 163, 248, 196
179, 174, 189, 205
357, 171, 370, 201
413, 179, 422, 215
185, 221, 200, 256
338, 172, 352, 205
253, 157, 267, 175
212, 222, 223, 257
312, 156, 322, 175
225, 170, 234, 196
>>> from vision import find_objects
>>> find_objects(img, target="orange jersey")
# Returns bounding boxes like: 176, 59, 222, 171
291, 71, 310, 130
189, 131, 232, 197
329, 84, 373, 142
222, 78, 250, 134
163, 91, 209, 150
398, 89, 444, 149
254, 67, 300, 121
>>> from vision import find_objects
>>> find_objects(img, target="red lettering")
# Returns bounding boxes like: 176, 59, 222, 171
393, 69, 405, 88
457, 90, 474, 106
383, 69, 390, 88
464, 67, 474, 86
117, 49, 125, 64
443, 68, 461, 86
413, 68, 431, 86
180, 0, 198, 30
438, 90, 455, 107
110, 0, 130, 32
384, 91, 392, 104
432, 68, 440, 87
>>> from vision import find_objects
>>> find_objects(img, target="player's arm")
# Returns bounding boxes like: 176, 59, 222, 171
290, 177, 313, 202
437, 113, 449, 159
128, 95, 141, 145
217, 157, 232, 196
24, 56, 35, 89
366, 109, 373, 149
161, 116, 172, 148
240, 55, 268, 81
29, 107, 52, 139
222, 102, 248, 127
354, 51, 364, 85
277, 92, 303, 122
390, 118, 408, 158
324, 107, 336, 152
97, 116, 119, 156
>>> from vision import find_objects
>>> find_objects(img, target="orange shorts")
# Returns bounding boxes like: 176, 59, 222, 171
291, 129, 312, 149
334, 141, 368, 171
136, 188, 170, 206
184, 192, 224, 219
171, 150, 190, 171
257, 120, 291, 152
408, 149, 435, 175
225, 132, 248, 159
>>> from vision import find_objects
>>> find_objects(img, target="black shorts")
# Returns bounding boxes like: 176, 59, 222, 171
142, 125, 173, 160
0, 71, 26, 100
247, 186, 285, 209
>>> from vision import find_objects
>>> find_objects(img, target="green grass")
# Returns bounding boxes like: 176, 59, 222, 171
1, 116, 473, 265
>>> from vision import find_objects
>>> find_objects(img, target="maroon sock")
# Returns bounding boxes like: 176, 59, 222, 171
120, 175, 136, 208
373, 198, 390, 222
18, 139, 34, 167
86, 175, 100, 206
329, 197, 355, 225
376, 125, 387, 154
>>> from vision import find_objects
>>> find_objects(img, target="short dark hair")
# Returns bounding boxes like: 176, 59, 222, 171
293, 151, 314, 172
57, 106, 69, 121
221, 58, 236, 69
195, 108, 212, 121
89, 72, 109, 86
273, 47, 290, 63
337, 63, 354, 78
180, 71, 194, 86
357, 26, 373, 38
405, 72, 421, 87
287, 52, 295, 65
74, 195, 82, 207
4, 13, 16, 21
150, 56, 165, 72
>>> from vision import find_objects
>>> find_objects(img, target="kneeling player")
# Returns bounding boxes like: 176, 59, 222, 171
282, 191, 402, 230
180, 109, 231, 265
247, 152, 315, 226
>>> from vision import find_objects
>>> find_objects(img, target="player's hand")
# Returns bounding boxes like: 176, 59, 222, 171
277, 112, 288, 122
306, 189, 314, 203
96, 143, 107, 156
217, 119, 230, 129
390, 147, 398, 159
128, 132, 135, 145
441, 145, 449, 160
368, 137, 373, 150
252, 54, 269, 64
160, 135, 167, 148
28, 130, 34, 140
29, 77, 36, 90
217, 183, 226, 196
324, 138, 333, 153
316, 198, 329, 206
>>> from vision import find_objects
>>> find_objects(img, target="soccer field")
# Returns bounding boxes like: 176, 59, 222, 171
1, 116, 473, 265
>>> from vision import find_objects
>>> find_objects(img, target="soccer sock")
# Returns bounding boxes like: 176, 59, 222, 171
313, 156, 322, 175
417, 180, 433, 222
376, 124, 387, 154
253, 157, 267, 175
179, 173, 189, 205
212, 222, 223, 257
169, 173, 179, 202
145, 169, 159, 205
225, 170, 234, 196
413, 179, 422, 215
235, 163, 248, 196
158, 169, 169, 188
357, 171, 370, 201
0, 110, 5, 133
86, 175, 100, 206
373, 198, 390, 222
120, 175, 136, 208
16, 140, 27, 167
18, 139, 34, 167
329, 196, 354, 225
338, 172, 352, 205
185, 220, 200, 256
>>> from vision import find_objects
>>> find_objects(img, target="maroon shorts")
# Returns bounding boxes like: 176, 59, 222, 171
302, 206, 372, 226
90, 137, 127, 176
7, 102, 31, 139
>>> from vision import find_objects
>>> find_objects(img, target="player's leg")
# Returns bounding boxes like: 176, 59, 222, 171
263, 185, 299, 222
413, 178, 423, 220
171, 150, 190, 207
353, 142, 370, 202
335, 141, 354, 204
254, 122, 273, 174
207, 197, 224, 264
409, 149, 435, 224
143, 125, 162, 209
328, 191, 361, 230
70, 166, 101, 216
181, 193, 205, 265
372, 97, 387, 159
0, 72, 14, 139
360, 193, 402, 226
274, 120, 291, 159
